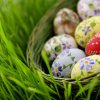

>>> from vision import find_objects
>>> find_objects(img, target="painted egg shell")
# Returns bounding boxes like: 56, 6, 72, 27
52, 48, 86, 78
54, 8, 80, 36
75, 16, 100, 48
71, 55, 100, 79
42, 34, 77, 62
77, 0, 100, 20
85, 33, 100, 56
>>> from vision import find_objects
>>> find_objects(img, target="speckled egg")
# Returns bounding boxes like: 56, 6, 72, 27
52, 48, 86, 78
54, 8, 80, 36
42, 34, 77, 62
71, 55, 100, 79
77, 0, 100, 20
85, 33, 100, 56
75, 16, 100, 48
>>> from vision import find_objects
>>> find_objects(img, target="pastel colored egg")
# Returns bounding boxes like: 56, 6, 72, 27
42, 34, 77, 62
54, 8, 80, 36
71, 55, 100, 79
77, 0, 100, 20
85, 33, 100, 56
52, 48, 86, 78
75, 16, 100, 48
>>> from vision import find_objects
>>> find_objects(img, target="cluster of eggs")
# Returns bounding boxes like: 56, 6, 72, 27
42, 0, 100, 79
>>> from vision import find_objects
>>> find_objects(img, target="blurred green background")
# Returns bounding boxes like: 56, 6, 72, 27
0, 0, 58, 56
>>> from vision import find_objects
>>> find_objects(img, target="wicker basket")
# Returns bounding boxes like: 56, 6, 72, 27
26, 0, 100, 89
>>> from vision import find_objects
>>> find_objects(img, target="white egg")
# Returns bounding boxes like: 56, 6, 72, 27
42, 34, 77, 62
52, 48, 86, 78
77, 0, 100, 20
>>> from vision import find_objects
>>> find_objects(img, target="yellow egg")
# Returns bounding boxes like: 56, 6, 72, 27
71, 55, 100, 79
75, 16, 100, 48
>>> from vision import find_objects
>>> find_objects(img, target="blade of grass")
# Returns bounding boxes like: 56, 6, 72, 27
41, 50, 61, 99
87, 78, 98, 100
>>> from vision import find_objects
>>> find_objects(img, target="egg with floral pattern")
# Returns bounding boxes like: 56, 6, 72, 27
77, 0, 100, 20
71, 55, 100, 79
52, 48, 86, 78
75, 16, 100, 48
54, 8, 80, 36
42, 34, 77, 62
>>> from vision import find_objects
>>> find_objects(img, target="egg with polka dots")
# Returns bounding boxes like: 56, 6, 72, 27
85, 33, 100, 56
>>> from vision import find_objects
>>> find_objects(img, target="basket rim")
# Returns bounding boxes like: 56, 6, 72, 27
32, 63, 100, 85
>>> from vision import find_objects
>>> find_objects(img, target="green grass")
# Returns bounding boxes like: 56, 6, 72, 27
0, 0, 58, 58
0, 0, 100, 100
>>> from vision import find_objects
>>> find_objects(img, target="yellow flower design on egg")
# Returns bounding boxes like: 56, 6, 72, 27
54, 67, 58, 73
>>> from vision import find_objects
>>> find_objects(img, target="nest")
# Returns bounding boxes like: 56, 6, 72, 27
26, 0, 100, 91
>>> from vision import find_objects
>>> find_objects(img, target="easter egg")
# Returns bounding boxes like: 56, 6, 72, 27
52, 48, 86, 78
42, 34, 77, 62
77, 0, 100, 20
75, 16, 100, 48
85, 33, 100, 56
54, 8, 80, 36
71, 55, 100, 79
